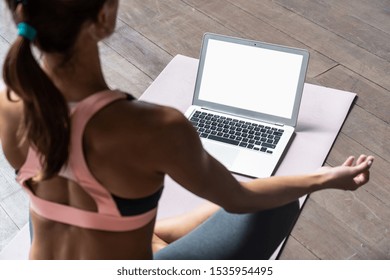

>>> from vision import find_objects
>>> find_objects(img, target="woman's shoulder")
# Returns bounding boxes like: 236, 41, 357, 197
85, 94, 193, 148
105, 94, 189, 130
131, 100, 193, 138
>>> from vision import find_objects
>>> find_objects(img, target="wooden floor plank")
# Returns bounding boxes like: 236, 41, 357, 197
0, 3, 16, 44
99, 42, 154, 98
313, 65, 390, 123
0, 190, 28, 229
275, 0, 390, 62
183, 0, 337, 78
333, 0, 390, 35
291, 198, 387, 259
0, 205, 19, 253
118, 0, 237, 58
309, 188, 390, 258
0, 149, 21, 201
105, 19, 173, 80
279, 236, 319, 260
342, 105, 389, 161
0, 37, 10, 78
230, 0, 390, 91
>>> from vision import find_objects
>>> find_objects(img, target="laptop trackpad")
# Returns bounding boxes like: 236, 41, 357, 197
202, 141, 239, 169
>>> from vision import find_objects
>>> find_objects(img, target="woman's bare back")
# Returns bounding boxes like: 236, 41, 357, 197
0, 90, 177, 259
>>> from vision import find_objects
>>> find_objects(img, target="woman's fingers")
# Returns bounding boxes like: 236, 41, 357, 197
351, 156, 374, 187
356, 154, 368, 165
352, 156, 372, 174
342, 156, 355, 167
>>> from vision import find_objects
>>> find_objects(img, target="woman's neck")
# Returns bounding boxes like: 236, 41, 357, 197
42, 40, 109, 102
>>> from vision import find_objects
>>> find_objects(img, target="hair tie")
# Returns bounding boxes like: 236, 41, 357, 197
17, 22, 37, 41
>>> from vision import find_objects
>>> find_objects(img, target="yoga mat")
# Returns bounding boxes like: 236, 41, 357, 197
0, 55, 356, 259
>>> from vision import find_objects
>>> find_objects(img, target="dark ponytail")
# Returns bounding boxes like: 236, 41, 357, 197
3, 35, 70, 180
2, 0, 107, 180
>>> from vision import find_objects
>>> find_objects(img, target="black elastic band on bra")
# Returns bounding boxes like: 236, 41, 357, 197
112, 187, 163, 216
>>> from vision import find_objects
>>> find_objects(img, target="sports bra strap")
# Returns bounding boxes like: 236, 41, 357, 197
67, 90, 127, 216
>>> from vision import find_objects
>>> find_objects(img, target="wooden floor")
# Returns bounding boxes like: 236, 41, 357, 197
0, 0, 389, 259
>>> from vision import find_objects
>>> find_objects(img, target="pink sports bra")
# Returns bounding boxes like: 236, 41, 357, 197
17, 90, 161, 232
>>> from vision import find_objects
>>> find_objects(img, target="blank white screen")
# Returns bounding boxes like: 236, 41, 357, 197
198, 39, 303, 119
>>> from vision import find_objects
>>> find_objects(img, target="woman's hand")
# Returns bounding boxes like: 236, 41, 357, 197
318, 155, 374, 191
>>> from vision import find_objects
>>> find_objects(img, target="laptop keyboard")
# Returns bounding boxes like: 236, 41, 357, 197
190, 110, 284, 154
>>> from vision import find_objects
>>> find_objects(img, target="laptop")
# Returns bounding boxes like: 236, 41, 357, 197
185, 33, 309, 178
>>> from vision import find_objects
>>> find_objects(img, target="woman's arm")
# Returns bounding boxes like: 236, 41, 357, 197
234, 154, 372, 212
155, 108, 373, 213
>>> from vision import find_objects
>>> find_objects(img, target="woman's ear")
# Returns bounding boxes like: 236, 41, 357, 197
92, 1, 118, 40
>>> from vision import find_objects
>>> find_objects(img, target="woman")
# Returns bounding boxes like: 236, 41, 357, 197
0, 0, 373, 259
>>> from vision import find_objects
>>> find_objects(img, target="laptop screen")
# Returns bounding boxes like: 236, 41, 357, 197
197, 38, 305, 120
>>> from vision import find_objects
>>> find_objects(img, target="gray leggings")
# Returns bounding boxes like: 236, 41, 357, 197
29, 201, 299, 259
154, 201, 300, 260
